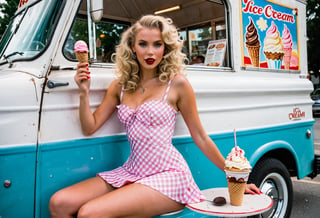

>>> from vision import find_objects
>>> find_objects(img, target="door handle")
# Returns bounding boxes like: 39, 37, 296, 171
47, 80, 69, 89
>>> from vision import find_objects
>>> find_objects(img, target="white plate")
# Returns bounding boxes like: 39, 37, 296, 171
187, 188, 273, 217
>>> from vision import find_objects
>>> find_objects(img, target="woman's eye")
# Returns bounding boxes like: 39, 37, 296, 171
138, 42, 147, 47
154, 42, 163, 47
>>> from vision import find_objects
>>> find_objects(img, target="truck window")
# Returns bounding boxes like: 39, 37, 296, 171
0, 0, 64, 61
64, 0, 229, 67
63, 16, 129, 62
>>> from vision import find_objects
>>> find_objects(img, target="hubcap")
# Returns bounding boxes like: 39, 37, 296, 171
259, 173, 288, 218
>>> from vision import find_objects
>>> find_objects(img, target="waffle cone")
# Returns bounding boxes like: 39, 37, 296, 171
246, 45, 260, 67
227, 180, 246, 206
75, 52, 88, 63
283, 48, 292, 70
264, 51, 284, 60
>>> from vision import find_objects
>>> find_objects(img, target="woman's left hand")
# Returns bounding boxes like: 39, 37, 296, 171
245, 183, 263, 195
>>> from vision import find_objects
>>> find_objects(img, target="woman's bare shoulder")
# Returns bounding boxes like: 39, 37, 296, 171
171, 74, 193, 92
107, 78, 122, 98
172, 74, 189, 86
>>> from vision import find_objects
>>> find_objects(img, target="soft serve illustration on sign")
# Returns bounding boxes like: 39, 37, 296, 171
241, 0, 298, 70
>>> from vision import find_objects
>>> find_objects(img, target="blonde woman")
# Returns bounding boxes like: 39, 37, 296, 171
49, 15, 259, 218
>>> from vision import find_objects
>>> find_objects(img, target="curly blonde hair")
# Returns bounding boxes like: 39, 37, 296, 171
114, 15, 185, 92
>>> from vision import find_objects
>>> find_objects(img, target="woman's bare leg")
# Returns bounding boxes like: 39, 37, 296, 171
49, 177, 115, 218
77, 183, 185, 218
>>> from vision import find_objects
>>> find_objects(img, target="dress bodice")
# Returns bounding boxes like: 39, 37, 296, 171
117, 100, 177, 146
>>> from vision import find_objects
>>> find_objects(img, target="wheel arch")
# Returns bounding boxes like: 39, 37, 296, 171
249, 140, 298, 177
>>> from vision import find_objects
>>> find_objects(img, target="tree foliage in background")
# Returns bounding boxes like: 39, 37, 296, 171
69, 18, 127, 61
307, 0, 320, 77
0, 0, 19, 38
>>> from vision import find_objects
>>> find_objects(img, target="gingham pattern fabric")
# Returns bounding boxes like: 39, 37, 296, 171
98, 81, 204, 204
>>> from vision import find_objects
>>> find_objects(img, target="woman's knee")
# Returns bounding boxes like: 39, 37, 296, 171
77, 202, 108, 218
77, 203, 91, 218
49, 190, 75, 216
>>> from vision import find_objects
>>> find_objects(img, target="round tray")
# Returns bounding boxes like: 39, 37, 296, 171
187, 188, 273, 217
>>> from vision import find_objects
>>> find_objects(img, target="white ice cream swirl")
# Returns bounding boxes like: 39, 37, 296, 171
225, 146, 252, 170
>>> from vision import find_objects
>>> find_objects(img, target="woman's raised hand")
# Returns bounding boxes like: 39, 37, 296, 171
74, 63, 91, 94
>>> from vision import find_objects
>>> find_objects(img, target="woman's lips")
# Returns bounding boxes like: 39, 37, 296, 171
145, 58, 155, 65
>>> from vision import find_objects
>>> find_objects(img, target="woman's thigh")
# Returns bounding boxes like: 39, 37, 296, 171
78, 183, 185, 218
50, 176, 115, 215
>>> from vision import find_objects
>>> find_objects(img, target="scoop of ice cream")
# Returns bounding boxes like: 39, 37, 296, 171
290, 50, 299, 67
74, 40, 88, 53
245, 17, 260, 47
282, 24, 292, 49
225, 146, 252, 170
263, 21, 284, 53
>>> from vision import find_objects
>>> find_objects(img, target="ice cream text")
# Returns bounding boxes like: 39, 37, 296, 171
242, 0, 295, 23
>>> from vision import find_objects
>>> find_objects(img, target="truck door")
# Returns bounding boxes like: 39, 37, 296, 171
0, 71, 41, 217
35, 7, 129, 217
0, 0, 67, 217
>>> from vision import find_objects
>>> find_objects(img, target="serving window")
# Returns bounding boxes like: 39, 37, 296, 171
64, 0, 229, 67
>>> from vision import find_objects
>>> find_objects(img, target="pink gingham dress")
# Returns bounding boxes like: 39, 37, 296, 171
98, 80, 204, 204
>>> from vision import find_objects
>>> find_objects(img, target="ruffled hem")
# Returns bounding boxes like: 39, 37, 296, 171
97, 168, 204, 204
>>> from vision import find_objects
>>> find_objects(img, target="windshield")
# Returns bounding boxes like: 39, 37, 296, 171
0, 0, 63, 63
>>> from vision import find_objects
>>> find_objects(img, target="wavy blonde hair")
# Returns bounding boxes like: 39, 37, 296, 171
114, 15, 185, 92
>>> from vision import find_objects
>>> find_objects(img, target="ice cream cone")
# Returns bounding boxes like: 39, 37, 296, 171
74, 40, 89, 63
225, 169, 250, 206
224, 145, 251, 206
227, 179, 247, 206
282, 24, 293, 70
283, 48, 292, 70
75, 52, 88, 63
246, 45, 260, 67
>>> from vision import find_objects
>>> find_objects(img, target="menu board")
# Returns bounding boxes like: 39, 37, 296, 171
204, 39, 227, 67
241, 0, 299, 70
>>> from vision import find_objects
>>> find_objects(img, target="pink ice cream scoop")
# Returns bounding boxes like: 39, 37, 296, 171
74, 40, 88, 63
74, 40, 89, 53
282, 24, 292, 49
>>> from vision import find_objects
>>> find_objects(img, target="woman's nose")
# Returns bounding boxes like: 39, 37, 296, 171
146, 46, 154, 54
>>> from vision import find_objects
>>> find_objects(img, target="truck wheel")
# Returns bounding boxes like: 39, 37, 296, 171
248, 158, 293, 218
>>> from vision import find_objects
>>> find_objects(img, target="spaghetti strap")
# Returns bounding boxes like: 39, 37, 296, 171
163, 79, 172, 101
120, 86, 125, 103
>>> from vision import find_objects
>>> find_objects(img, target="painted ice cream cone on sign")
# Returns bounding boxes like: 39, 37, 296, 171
245, 17, 260, 67
282, 24, 293, 70
263, 22, 284, 69
224, 137, 252, 206
74, 40, 89, 63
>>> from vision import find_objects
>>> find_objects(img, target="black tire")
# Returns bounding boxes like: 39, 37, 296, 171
248, 158, 293, 218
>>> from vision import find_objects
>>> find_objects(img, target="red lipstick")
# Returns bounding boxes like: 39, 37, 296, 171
145, 58, 155, 65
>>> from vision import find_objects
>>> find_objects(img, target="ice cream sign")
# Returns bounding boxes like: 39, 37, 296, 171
241, 0, 299, 70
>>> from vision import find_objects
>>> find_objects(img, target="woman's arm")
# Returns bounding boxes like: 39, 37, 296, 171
174, 75, 225, 171
74, 63, 121, 135
174, 75, 261, 194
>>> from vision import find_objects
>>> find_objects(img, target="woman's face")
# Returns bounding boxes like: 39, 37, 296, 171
132, 27, 165, 74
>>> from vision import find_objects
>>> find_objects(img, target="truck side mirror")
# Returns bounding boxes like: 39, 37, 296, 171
90, 0, 103, 22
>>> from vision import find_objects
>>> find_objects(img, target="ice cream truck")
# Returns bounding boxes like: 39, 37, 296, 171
0, 0, 319, 217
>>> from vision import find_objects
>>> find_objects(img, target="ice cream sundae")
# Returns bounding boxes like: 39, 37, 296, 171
224, 145, 251, 206
263, 21, 284, 69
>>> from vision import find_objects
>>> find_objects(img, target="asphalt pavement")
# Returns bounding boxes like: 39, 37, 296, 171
291, 117, 320, 218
